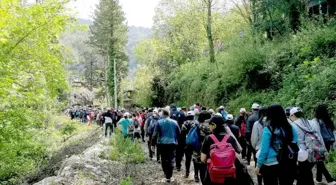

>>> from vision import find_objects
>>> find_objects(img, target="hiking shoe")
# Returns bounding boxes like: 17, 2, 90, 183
184, 173, 189, 178
166, 178, 171, 183
157, 160, 161, 164
195, 176, 199, 183
176, 167, 181, 172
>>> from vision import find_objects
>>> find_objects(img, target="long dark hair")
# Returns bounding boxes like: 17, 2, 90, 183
209, 116, 226, 134
258, 107, 268, 121
267, 104, 293, 142
315, 104, 334, 130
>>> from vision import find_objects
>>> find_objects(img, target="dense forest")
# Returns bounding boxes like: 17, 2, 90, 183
132, 0, 336, 117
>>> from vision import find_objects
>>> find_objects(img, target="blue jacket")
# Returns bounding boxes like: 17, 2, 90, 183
257, 124, 298, 168
152, 117, 181, 145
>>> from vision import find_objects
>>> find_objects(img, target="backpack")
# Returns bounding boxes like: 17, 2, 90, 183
207, 134, 236, 184
133, 119, 139, 129
186, 125, 200, 149
147, 117, 156, 135
268, 126, 299, 166
318, 119, 335, 143
297, 120, 327, 162
240, 120, 246, 137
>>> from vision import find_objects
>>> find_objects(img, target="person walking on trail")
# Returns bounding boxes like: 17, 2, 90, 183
117, 112, 132, 137
312, 104, 336, 185
226, 114, 240, 139
102, 109, 114, 138
170, 104, 186, 171
145, 109, 160, 161
132, 113, 141, 141
201, 115, 240, 185
246, 103, 260, 165
189, 111, 211, 183
290, 107, 326, 185
181, 111, 196, 180
218, 105, 228, 120
151, 109, 181, 183
235, 108, 248, 159
255, 104, 298, 185
251, 107, 268, 185
141, 109, 149, 142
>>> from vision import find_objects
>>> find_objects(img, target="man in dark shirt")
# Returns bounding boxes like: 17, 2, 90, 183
226, 114, 240, 139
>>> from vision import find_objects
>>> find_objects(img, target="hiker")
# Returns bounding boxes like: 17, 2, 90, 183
290, 107, 326, 185
251, 107, 268, 185
170, 104, 186, 171
235, 108, 248, 159
246, 103, 260, 165
145, 109, 160, 161
255, 104, 298, 185
139, 110, 146, 142
181, 111, 196, 180
201, 115, 240, 185
132, 113, 141, 141
312, 104, 336, 185
226, 114, 240, 139
151, 109, 181, 183
190, 111, 211, 184
102, 109, 114, 137
117, 112, 132, 138
218, 105, 228, 120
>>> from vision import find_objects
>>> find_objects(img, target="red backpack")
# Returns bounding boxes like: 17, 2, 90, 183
240, 120, 246, 137
207, 134, 236, 184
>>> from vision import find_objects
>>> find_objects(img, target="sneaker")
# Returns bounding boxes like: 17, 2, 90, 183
328, 181, 336, 185
157, 160, 161, 164
176, 167, 181, 172
166, 178, 171, 183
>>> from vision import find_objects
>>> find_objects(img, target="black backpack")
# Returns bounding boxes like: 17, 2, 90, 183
268, 126, 299, 166
133, 119, 139, 129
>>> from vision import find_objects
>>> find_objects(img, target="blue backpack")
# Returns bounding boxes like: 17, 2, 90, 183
186, 125, 200, 149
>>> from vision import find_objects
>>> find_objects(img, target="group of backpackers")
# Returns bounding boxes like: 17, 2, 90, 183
68, 108, 98, 124
137, 102, 336, 185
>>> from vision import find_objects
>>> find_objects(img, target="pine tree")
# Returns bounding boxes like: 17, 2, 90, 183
89, 0, 128, 107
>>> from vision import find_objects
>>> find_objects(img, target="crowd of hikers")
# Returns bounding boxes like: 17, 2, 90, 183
69, 103, 336, 185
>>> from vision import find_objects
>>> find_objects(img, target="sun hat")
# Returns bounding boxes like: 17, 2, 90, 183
226, 114, 234, 121
251, 103, 260, 110
290, 107, 302, 116
187, 111, 195, 116
240, 108, 247, 113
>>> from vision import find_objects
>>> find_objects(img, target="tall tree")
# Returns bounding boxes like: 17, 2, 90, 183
203, 0, 216, 64
89, 0, 128, 107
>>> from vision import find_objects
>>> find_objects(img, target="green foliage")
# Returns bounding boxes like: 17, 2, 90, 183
61, 121, 77, 136
327, 151, 336, 179
120, 177, 133, 185
109, 132, 145, 164
0, 0, 73, 183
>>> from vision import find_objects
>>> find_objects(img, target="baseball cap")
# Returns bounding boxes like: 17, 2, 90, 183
240, 108, 246, 113
251, 103, 260, 110
215, 113, 223, 117
226, 114, 234, 121
219, 105, 225, 109
290, 107, 302, 116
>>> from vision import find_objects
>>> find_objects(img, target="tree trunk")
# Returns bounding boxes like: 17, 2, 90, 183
205, 0, 216, 64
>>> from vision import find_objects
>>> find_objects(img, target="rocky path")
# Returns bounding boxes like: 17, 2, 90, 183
31, 132, 328, 185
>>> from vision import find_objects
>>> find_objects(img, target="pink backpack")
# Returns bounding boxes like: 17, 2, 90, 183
207, 134, 236, 184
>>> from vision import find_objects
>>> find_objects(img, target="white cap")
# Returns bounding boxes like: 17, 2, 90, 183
209, 109, 214, 113
298, 149, 308, 162
240, 108, 246, 113
177, 107, 181, 112
227, 114, 234, 120
219, 105, 225, 109
187, 111, 194, 116
215, 113, 223, 117
290, 107, 302, 116
124, 112, 130, 117
153, 109, 159, 114
251, 103, 260, 110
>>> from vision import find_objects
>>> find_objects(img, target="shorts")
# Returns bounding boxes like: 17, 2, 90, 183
133, 132, 141, 139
